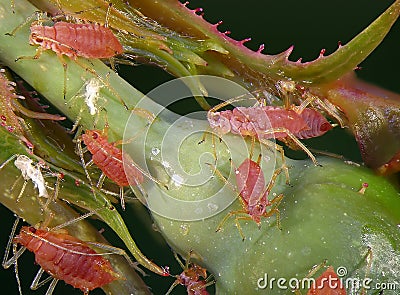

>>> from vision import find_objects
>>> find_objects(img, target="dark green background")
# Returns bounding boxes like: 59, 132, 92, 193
1, 0, 399, 294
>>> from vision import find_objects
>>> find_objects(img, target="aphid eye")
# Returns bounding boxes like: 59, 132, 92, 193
31, 33, 43, 43
28, 227, 36, 233
92, 132, 99, 139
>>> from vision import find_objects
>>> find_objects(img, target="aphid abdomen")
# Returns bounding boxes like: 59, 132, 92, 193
260, 106, 309, 139
235, 158, 266, 206
15, 227, 118, 292
296, 108, 332, 139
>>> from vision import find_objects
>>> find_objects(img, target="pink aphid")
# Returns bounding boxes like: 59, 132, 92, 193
82, 129, 144, 188
174, 264, 210, 295
29, 22, 123, 60
216, 157, 283, 240
166, 255, 213, 295
235, 158, 282, 225
208, 105, 332, 141
14, 226, 120, 294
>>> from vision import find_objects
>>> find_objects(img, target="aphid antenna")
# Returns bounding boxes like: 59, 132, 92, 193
208, 92, 258, 114
205, 161, 237, 194
49, 206, 108, 232
5, 11, 48, 36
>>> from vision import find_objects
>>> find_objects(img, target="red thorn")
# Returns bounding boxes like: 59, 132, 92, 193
223, 31, 231, 35
257, 44, 265, 53
183, 1, 189, 6
355, 66, 362, 71
215, 20, 223, 27
194, 7, 203, 14
283, 45, 294, 59
240, 38, 251, 45
297, 57, 303, 63
319, 48, 326, 56
338, 41, 342, 47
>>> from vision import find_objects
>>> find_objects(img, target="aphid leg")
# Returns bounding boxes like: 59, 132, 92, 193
119, 186, 126, 210
261, 128, 318, 165
76, 136, 95, 187
314, 98, 345, 128
296, 91, 345, 128
96, 172, 107, 188
30, 268, 58, 293
262, 195, 283, 230
249, 136, 256, 160
359, 247, 373, 295
165, 279, 180, 295
215, 210, 247, 241
55, 54, 68, 100
15, 45, 45, 62
41, 172, 63, 213
293, 259, 328, 294
259, 139, 290, 185
0, 154, 18, 170
15, 46, 70, 102
2, 217, 26, 295
2, 217, 25, 269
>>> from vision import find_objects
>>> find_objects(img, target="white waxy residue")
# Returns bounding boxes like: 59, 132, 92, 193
171, 174, 184, 187
84, 78, 102, 116
14, 155, 48, 197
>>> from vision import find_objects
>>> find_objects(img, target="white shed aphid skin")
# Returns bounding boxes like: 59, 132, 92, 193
84, 78, 102, 116
14, 155, 48, 198
69, 78, 104, 132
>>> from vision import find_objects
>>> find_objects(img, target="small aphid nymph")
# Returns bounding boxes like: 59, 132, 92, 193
212, 155, 284, 240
